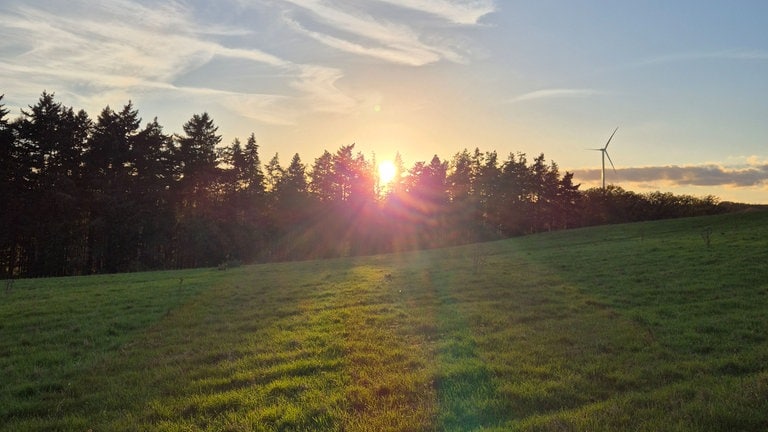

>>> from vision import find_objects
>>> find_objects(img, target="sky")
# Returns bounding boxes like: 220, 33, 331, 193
2, 0, 768, 203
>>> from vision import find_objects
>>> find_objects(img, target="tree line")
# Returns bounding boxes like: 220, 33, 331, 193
0, 93, 727, 278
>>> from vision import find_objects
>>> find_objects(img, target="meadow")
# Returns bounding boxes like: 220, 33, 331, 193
1, 210, 767, 431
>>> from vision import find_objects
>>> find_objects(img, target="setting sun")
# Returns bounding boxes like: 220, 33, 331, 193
378, 160, 397, 185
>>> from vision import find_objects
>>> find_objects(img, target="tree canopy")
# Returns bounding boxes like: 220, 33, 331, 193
0, 92, 726, 277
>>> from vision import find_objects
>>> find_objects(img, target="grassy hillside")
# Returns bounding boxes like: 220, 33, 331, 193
2, 210, 767, 431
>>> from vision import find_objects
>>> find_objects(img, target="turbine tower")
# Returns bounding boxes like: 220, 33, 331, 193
588, 127, 619, 190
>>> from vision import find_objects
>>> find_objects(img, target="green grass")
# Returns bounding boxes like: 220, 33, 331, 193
2, 210, 768, 431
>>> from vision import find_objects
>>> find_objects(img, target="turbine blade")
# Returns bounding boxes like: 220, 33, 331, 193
605, 150, 616, 172
604, 127, 619, 149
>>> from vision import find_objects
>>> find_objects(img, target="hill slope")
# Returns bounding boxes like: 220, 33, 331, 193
2, 210, 767, 431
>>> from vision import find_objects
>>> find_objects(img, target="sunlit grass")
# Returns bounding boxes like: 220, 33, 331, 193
2, 210, 768, 430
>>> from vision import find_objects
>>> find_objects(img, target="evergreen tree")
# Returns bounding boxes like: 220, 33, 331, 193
282, 153, 308, 196
84, 102, 142, 273
332, 144, 356, 202
310, 150, 335, 202
270, 153, 312, 259
447, 149, 479, 242
475, 150, 501, 238
242, 133, 265, 196
264, 153, 284, 193
237, 134, 268, 260
498, 152, 532, 235
16, 92, 91, 275
402, 155, 448, 248
173, 113, 225, 268
131, 118, 176, 268
555, 171, 581, 229
218, 137, 245, 195
175, 112, 221, 209
215, 133, 268, 263
0, 95, 21, 277
448, 149, 474, 203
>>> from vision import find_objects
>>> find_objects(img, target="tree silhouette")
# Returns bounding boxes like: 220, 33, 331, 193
309, 150, 335, 202
16, 93, 90, 275
84, 103, 144, 273
0, 94, 22, 277
176, 112, 221, 209
173, 112, 225, 268
0, 91, 729, 277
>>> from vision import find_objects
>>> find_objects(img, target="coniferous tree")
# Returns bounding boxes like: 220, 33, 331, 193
270, 153, 312, 259
264, 153, 284, 193
237, 133, 268, 260
310, 150, 335, 203
218, 138, 244, 195
0, 95, 22, 277
329, 144, 375, 254
475, 150, 501, 238
242, 133, 265, 196
332, 144, 356, 202
402, 155, 448, 248
282, 153, 308, 196
216, 133, 268, 262
131, 118, 176, 268
555, 171, 581, 229
497, 152, 532, 235
175, 112, 221, 209
84, 102, 142, 273
16, 92, 91, 275
447, 149, 478, 243
174, 113, 224, 268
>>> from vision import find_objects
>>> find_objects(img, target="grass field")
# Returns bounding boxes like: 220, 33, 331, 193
2, 210, 768, 431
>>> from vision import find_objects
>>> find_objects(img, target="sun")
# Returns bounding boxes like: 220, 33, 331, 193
378, 160, 397, 185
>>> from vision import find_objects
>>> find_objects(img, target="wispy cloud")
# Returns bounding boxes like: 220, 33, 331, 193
0, 0, 494, 129
283, 15, 443, 66
279, 0, 487, 65
290, 65, 357, 113
374, 0, 496, 25
0, 0, 354, 125
510, 88, 604, 103
574, 162, 768, 189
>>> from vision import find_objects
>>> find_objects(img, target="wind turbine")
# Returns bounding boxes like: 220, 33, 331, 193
588, 127, 619, 190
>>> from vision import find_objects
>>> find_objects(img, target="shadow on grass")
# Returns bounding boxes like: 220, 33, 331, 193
422, 266, 507, 431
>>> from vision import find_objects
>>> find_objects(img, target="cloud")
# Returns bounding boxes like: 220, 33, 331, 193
2, 2, 216, 83
283, 15, 443, 66
374, 0, 496, 25
0, 0, 494, 128
573, 163, 768, 188
509, 88, 604, 103
215, 92, 296, 126
0, 0, 357, 126
290, 65, 357, 113
279, 0, 481, 65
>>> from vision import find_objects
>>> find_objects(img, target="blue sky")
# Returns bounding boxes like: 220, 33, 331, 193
2, 1, 768, 203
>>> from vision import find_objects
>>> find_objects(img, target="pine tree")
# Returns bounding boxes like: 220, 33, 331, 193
0, 95, 21, 277
173, 113, 225, 268
16, 92, 91, 275
131, 118, 176, 268
84, 102, 142, 273
175, 112, 221, 209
